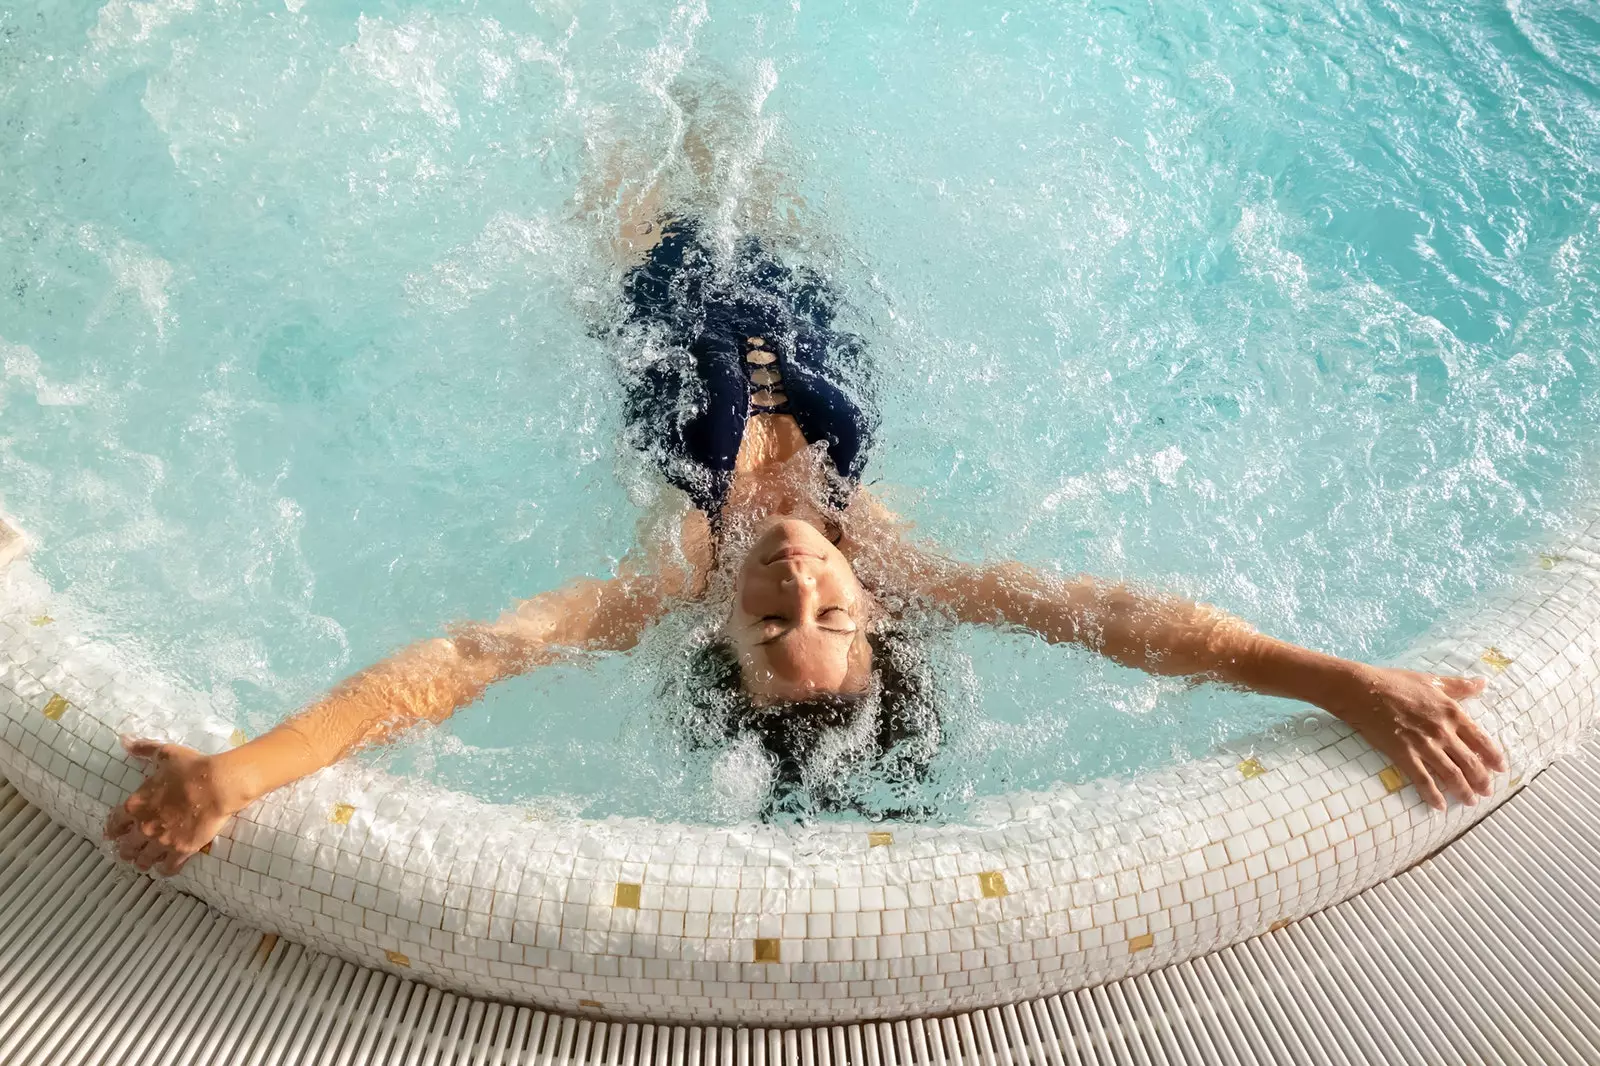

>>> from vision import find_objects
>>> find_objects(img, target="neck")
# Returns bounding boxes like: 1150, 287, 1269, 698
722, 496, 834, 540
723, 419, 834, 530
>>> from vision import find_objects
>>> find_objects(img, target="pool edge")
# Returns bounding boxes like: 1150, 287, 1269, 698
0, 504, 1597, 1024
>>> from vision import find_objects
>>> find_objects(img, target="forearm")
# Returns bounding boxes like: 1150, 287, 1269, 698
216, 636, 502, 806
1085, 585, 1364, 712
1094, 592, 1507, 807
901, 549, 1502, 811
963, 566, 1364, 712
209, 573, 666, 809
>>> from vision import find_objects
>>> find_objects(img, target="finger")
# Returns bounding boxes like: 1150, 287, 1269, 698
1456, 714, 1508, 774
159, 847, 193, 877
121, 736, 162, 760
1443, 736, 1493, 798
136, 838, 168, 870
1396, 751, 1447, 811
116, 827, 149, 863
103, 806, 134, 841
1437, 675, 1487, 701
132, 838, 165, 872
1420, 741, 1476, 806
150, 846, 183, 878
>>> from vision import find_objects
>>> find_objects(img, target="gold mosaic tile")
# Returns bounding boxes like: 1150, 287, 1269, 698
1480, 647, 1514, 671
1510, 775, 1523, 790
41, 694, 68, 721
29, 615, 52, 627
1128, 933, 1154, 952
229, 728, 248, 747
1378, 766, 1405, 794
199, 841, 212, 855
255, 933, 278, 965
868, 831, 893, 847
978, 871, 1008, 899
328, 803, 355, 825
579, 1000, 604, 1009
753, 938, 781, 963
520, 801, 565, 823
613, 882, 642, 909
1539, 553, 1564, 570
1238, 757, 1266, 780
385, 949, 410, 967
1269, 918, 1292, 932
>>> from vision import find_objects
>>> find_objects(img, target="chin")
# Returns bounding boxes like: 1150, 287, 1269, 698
756, 517, 833, 553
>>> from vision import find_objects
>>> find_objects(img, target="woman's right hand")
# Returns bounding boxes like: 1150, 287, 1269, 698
102, 737, 251, 876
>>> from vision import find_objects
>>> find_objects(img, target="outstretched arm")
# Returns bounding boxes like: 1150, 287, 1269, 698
874, 535, 1506, 810
104, 571, 675, 874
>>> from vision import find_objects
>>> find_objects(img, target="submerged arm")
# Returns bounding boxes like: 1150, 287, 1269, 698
887, 542, 1506, 810
229, 572, 668, 794
105, 570, 675, 874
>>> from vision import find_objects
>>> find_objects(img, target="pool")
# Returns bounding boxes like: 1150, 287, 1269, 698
4, 0, 1600, 1026
4, 0, 1600, 819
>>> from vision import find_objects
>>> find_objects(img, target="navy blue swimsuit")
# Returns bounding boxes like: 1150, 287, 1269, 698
618, 217, 876, 522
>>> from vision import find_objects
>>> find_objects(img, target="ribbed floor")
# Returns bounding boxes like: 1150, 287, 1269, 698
2, 740, 1599, 1066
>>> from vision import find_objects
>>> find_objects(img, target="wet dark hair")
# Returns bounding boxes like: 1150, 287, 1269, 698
674, 625, 941, 822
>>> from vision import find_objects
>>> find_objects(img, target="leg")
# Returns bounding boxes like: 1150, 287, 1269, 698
577, 136, 670, 270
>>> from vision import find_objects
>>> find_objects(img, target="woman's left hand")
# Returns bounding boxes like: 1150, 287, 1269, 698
1325, 665, 1507, 810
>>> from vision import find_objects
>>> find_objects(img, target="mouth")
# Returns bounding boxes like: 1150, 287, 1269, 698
764, 545, 824, 565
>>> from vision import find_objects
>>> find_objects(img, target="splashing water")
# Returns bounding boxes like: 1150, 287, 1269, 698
2, 0, 1599, 821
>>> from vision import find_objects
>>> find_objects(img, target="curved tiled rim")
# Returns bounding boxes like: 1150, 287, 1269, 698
6, 737, 1600, 1064
0, 507, 1597, 1024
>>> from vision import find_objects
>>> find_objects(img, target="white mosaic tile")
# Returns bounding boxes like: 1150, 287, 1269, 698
0, 512, 1598, 1024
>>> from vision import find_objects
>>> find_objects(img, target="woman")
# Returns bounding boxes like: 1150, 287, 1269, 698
105, 138, 1507, 874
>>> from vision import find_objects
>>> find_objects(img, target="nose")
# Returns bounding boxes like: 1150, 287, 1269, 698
775, 560, 818, 601
776, 558, 816, 581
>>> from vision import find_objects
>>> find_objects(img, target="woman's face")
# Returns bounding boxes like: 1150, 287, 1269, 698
723, 517, 875, 702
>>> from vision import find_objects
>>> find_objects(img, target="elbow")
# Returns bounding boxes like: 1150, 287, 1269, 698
441, 623, 535, 680
1075, 585, 1142, 653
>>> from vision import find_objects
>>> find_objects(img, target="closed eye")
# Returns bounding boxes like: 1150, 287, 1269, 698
759, 608, 850, 624
757, 627, 857, 646
756, 613, 857, 643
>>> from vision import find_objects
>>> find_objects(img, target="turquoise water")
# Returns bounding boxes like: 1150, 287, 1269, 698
3, 0, 1599, 821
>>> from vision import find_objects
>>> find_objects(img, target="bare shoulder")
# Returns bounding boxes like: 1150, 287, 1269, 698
837, 487, 907, 566
837, 487, 950, 599
838, 488, 1104, 628
674, 507, 716, 599
622, 503, 713, 603
577, 153, 668, 272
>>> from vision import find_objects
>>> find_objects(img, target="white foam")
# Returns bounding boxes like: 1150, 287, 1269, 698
344, 15, 462, 129
89, 0, 197, 50
76, 225, 176, 340
1232, 200, 1310, 309
0, 338, 98, 409
404, 211, 563, 311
